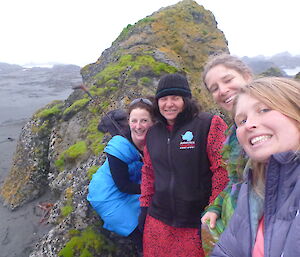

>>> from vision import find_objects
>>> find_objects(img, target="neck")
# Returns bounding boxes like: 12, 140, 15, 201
132, 137, 144, 151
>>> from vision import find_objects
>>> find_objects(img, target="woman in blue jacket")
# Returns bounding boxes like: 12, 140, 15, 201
212, 77, 300, 257
87, 98, 154, 254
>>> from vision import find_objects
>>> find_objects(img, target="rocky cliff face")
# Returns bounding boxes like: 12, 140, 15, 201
1, 1, 228, 256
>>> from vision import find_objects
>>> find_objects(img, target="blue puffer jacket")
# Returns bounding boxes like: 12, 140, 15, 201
87, 135, 142, 236
212, 151, 300, 257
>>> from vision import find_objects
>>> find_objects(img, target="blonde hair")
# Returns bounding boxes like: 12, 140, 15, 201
202, 53, 253, 89
233, 77, 300, 197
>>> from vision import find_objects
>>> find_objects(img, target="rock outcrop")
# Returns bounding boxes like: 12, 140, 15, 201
1, 1, 228, 256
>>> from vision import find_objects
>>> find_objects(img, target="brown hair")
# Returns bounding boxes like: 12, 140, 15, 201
202, 53, 253, 89
127, 96, 155, 122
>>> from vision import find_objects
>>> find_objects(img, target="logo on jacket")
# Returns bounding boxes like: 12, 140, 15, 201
180, 131, 195, 149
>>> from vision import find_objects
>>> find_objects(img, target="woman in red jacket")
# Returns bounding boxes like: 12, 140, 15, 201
139, 73, 229, 257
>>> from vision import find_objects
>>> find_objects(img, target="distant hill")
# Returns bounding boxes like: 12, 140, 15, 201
0, 62, 82, 88
0, 62, 23, 73
269, 52, 300, 68
241, 52, 300, 76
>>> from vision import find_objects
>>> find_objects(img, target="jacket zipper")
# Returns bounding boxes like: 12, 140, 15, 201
167, 135, 176, 225
247, 181, 253, 257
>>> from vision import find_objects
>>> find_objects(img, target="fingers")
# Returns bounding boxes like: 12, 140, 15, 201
209, 214, 217, 228
201, 212, 209, 224
201, 212, 218, 229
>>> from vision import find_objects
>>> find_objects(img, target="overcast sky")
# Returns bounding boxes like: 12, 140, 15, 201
0, 0, 299, 67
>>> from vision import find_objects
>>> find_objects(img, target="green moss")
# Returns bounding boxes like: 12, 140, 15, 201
61, 205, 73, 217
89, 86, 117, 96
100, 101, 110, 110
94, 55, 132, 84
137, 17, 155, 24
31, 120, 51, 136
117, 24, 133, 41
55, 141, 87, 171
55, 158, 65, 171
140, 77, 151, 84
131, 55, 178, 75
93, 54, 177, 86
58, 227, 115, 257
64, 141, 87, 160
36, 104, 62, 119
119, 54, 133, 65
115, 16, 154, 42
105, 79, 118, 86
63, 99, 90, 117
152, 62, 178, 74
87, 166, 100, 180
86, 118, 105, 155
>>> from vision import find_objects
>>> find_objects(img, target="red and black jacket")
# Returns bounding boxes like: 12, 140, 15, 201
146, 112, 214, 228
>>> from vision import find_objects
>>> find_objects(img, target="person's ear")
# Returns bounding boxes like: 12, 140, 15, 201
244, 74, 252, 83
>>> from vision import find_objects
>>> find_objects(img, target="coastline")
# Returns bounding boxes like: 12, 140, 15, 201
0, 67, 80, 256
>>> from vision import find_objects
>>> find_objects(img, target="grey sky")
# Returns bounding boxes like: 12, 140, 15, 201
0, 0, 299, 67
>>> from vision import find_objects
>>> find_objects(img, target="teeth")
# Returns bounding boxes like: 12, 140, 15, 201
224, 95, 235, 104
250, 135, 271, 145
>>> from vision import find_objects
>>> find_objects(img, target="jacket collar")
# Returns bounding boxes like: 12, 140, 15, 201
271, 151, 300, 164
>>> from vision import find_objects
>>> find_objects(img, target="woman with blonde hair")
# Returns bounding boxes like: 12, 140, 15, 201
212, 77, 300, 257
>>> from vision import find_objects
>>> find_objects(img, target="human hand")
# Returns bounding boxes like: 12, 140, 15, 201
201, 211, 218, 229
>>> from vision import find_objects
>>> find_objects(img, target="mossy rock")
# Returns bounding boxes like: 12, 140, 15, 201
55, 141, 88, 171
58, 227, 116, 257
93, 54, 178, 86
87, 165, 100, 181
63, 98, 90, 121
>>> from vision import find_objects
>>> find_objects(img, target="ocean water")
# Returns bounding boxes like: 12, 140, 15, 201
0, 66, 82, 257
283, 66, 300, 76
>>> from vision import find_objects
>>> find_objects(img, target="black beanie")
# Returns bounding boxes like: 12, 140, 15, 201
156, 73, 192, 99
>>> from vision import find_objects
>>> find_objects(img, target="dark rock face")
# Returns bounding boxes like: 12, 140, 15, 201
2, 1, 229, 256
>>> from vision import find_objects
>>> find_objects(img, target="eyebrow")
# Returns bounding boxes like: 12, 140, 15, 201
222, 74, 234, 80
234, 112, 244, 123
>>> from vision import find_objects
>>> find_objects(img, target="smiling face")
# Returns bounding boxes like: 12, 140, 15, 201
158, 95, 185, 125
235, 94, 300, 162
129, 108, 153, 149
205, 64, 251, 112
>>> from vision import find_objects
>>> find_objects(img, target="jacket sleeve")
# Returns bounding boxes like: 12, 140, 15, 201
211, 182, 250, 257
107, 153, 141, 194
206, 115, 229, 203
140, 145, 155, 207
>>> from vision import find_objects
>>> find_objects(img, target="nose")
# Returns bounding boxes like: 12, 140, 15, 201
218, 84, 229, 95
245, 116, 257, 130
135, 121, 142, 129
165, 98, 174, 107
246, 123, 257, 129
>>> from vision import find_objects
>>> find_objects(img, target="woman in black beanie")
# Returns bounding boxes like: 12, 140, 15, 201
139, 73, 229, 257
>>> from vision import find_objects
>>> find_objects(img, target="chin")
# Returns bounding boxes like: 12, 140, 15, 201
222, 104, 232, 112
136, 135, 145, 141
248, 154, 270, 163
